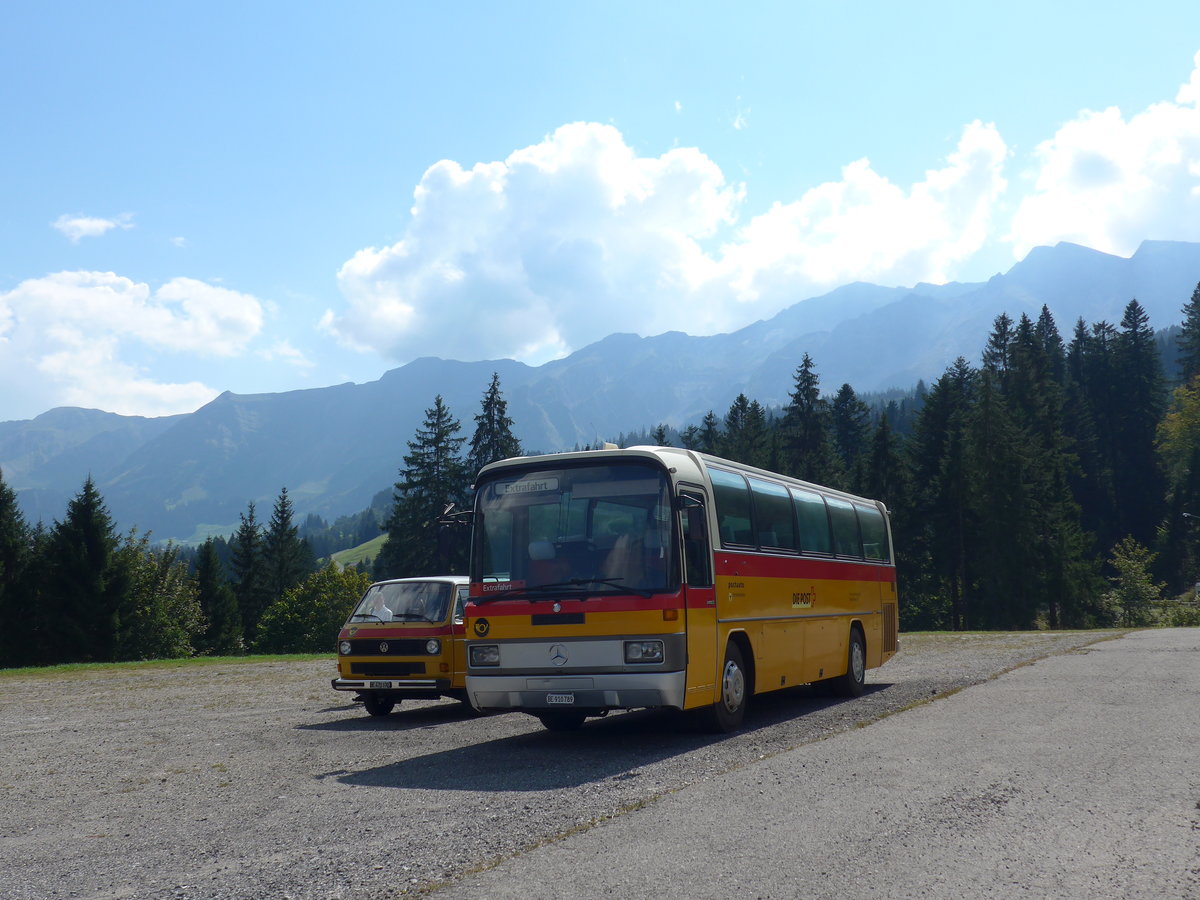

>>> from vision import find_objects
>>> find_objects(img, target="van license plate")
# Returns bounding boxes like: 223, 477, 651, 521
369, 681, 391, 690
546, 692, 574, 705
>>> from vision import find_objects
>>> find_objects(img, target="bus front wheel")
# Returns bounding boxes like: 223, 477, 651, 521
708, 641, 748, 733
832, 629, 866, 698
362, 693, 397, 717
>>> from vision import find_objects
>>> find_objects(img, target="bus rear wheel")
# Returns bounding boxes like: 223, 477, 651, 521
362, 693, 397, 717
708, 641, 748, 733
832, 629, 866, 698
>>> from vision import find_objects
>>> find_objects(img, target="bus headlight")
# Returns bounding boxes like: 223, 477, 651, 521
624, 640, 664, 664
425, 639, 442, 655
470, 644, 500, 667
339, 640, 352, 655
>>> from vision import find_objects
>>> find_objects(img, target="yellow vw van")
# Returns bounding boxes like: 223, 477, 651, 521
331, 575, 470, 716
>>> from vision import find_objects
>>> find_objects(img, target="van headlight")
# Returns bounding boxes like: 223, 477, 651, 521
425, 639, 441, 655
339, 640, 352, 655
624, 640, 664, 663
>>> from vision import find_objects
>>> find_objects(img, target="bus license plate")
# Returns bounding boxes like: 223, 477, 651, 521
546, 692, 575, 705
369, 681, 391, 690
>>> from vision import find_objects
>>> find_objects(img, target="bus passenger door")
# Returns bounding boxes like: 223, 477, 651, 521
680, 491, 717, 708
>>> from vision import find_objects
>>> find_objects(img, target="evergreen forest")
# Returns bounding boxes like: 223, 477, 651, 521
4, 291, 1200, 669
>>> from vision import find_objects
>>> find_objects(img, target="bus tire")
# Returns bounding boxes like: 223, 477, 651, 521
708, 641, 748, 733
537, 710, 587, 732
363, 693, 396, 717
832, 628, 866, 698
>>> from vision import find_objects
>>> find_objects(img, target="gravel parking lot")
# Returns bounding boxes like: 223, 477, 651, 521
0, 631, 1119, 899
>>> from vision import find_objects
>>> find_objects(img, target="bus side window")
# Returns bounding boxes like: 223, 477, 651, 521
856, 503, 890, 562
680, 492, 713, 587
748, 476, 797, 551
791, 487, 832, 554
826, 497, 863, 557
710, 468, 754, 546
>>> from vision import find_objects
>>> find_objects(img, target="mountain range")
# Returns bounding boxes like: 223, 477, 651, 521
4, 239, 1200, 543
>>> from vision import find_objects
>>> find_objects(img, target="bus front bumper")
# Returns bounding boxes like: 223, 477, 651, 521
466, 670, 686, 713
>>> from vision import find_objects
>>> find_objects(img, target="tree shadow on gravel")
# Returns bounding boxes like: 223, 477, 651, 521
336, 682, 892, 791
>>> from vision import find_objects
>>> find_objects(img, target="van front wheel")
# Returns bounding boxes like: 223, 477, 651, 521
362, 693, 397, 717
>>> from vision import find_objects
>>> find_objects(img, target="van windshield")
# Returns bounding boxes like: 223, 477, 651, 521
350, 581, 453, 623
473, 461, 676, 596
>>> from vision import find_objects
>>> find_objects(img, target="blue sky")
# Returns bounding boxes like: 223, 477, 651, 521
3, 1, 1200, 421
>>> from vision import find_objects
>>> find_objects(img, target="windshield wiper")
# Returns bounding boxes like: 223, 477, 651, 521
390, 612, 434, 622
349, 613, 386, 623
574, 577, 655, 599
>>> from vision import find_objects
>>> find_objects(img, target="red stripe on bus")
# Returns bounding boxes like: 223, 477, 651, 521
714, 552, 896, 582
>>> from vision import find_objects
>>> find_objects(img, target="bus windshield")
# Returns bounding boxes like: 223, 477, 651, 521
349, 581, 453, 623
474, 461, 676, 596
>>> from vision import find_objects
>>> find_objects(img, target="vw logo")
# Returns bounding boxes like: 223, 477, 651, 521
379, 641, 389, 653
549, 644, 568, 666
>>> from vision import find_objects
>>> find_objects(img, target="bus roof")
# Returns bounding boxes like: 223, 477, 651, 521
474, 445, 887, 511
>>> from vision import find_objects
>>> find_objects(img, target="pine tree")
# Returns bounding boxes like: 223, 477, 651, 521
830, 383, 871, 478
39, 477, 129, 663
376, 396, 469, 578
905, 358, 976, 630
262, 486, 314, 614
780, 354, 838, 484
650, 424, 670, 446
860, 415, 907, 511
196, 536, 243, 654
965, 371, 1037, 629
1112, 300, 1167, 545
981, 312, 1014, 380
466, 373, 523, 476
1176, 281, 1200, 384
697, 411, 722, 454
722, 394, 770, 468
230, 502, 271, 642
1066, 318, 1119, 549
0, 468, 34, 667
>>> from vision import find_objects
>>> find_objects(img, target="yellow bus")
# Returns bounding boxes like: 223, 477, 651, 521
332, 575, 470, 717
464, 446, 898, 731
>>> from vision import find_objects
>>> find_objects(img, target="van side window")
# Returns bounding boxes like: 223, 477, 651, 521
791, 488, 832, 554
709, 468, 753, 546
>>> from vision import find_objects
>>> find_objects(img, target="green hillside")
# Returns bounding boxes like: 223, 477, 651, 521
331, 533, 385, 570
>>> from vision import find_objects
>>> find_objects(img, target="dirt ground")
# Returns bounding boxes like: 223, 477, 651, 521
0, 632, 1115, 899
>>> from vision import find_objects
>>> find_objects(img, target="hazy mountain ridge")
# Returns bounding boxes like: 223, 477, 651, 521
4, 240, 1200, 542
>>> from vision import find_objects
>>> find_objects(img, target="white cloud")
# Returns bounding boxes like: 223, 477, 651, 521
1008, 50, 1200, 259
720, 120, 1008, 303
0, 271, 266, 417
260, 340, 314, 369
52, 213, 134, 243
325, 119, 1008, 365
